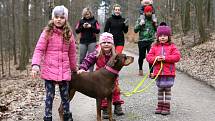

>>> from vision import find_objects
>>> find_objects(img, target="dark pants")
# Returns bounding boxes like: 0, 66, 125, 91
44, 80, 70, 117
138, 41, 153, 73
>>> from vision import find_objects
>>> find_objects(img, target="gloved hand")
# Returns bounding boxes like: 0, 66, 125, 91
31, 65, 40, 79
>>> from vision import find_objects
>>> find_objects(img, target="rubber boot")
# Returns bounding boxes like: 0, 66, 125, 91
161, 102, 170, 115
155, 102, 163, 114
114, 104, 124, 116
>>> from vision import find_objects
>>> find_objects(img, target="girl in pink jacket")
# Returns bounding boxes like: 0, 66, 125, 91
146, 24, 181, 115
31, 5, 77, 121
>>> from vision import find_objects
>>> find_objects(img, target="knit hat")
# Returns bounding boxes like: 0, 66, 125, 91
52, 5, 68, 20
99, 32, 114, 44
156, 25, 172, 38
142, 0, 153, 5
144, 5, 153, 13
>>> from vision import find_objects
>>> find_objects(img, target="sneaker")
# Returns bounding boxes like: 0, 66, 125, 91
114, 104, 124, 116
102, 108, 109, 119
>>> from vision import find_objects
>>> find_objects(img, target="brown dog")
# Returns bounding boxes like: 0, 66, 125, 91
58, 54, 134, 121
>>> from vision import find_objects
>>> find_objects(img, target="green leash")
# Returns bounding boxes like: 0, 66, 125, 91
121, 58, 163, 97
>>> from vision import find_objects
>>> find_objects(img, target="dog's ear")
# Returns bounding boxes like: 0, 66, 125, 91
113, 54, 119, 65
124, 56, 134, 66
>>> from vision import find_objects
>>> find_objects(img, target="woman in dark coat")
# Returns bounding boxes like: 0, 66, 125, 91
104, 4, 128, 54
75, 7, 100, 71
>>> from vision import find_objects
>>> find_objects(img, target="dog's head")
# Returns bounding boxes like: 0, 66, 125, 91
106, 54, 134, 71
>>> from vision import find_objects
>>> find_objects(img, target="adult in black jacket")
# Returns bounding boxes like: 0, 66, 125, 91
104, 4, 128, 54
75, 7, 100, 71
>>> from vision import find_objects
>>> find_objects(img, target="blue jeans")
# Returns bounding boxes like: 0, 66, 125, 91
44, 80, 70, 117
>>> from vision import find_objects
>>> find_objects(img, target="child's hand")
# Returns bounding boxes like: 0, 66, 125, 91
139, 19, 145, 25
156, 56, 165, 61
77, 69, 86, 74
31, 65, 40, 79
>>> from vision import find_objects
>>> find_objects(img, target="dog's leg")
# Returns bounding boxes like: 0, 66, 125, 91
96, 98, 102, 121
58, 88, 76, 121
107, 95, 115, 121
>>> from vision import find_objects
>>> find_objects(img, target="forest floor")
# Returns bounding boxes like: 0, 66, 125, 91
0, 31, 215, 120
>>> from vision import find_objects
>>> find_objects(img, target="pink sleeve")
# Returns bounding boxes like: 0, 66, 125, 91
165, 44, 181, 63
32, 30, 48, 66
96, 22, 100, 30
146, 45, 156, 64
69, 33, 77, 71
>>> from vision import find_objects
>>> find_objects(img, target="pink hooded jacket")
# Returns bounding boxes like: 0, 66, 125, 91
146, 42, 181, 76
32, 28, 77, 81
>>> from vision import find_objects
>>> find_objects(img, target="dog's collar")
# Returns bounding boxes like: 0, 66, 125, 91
104, 66, 119, 75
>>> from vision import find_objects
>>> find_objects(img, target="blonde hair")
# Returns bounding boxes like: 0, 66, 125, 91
44, 19, 72, 44
82, 7, 93, 18
112, 4, 121, 10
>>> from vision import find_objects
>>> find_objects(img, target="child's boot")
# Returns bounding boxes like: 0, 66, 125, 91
43, 116, 52, 121
161, 102, 170, 115
114, 104, 124, 116
102, 108, 109, 119
155, 102, 163, 114
63, 112, 73, 121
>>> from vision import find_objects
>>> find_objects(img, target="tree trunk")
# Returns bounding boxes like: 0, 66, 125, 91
206, 0, 211, 26
18, 0, 30, 70
6, 1, 11, 76
181, 1, 191, 34
195, 0, 207, 43
0, 10, 4, 77
12, 0, 17, 65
